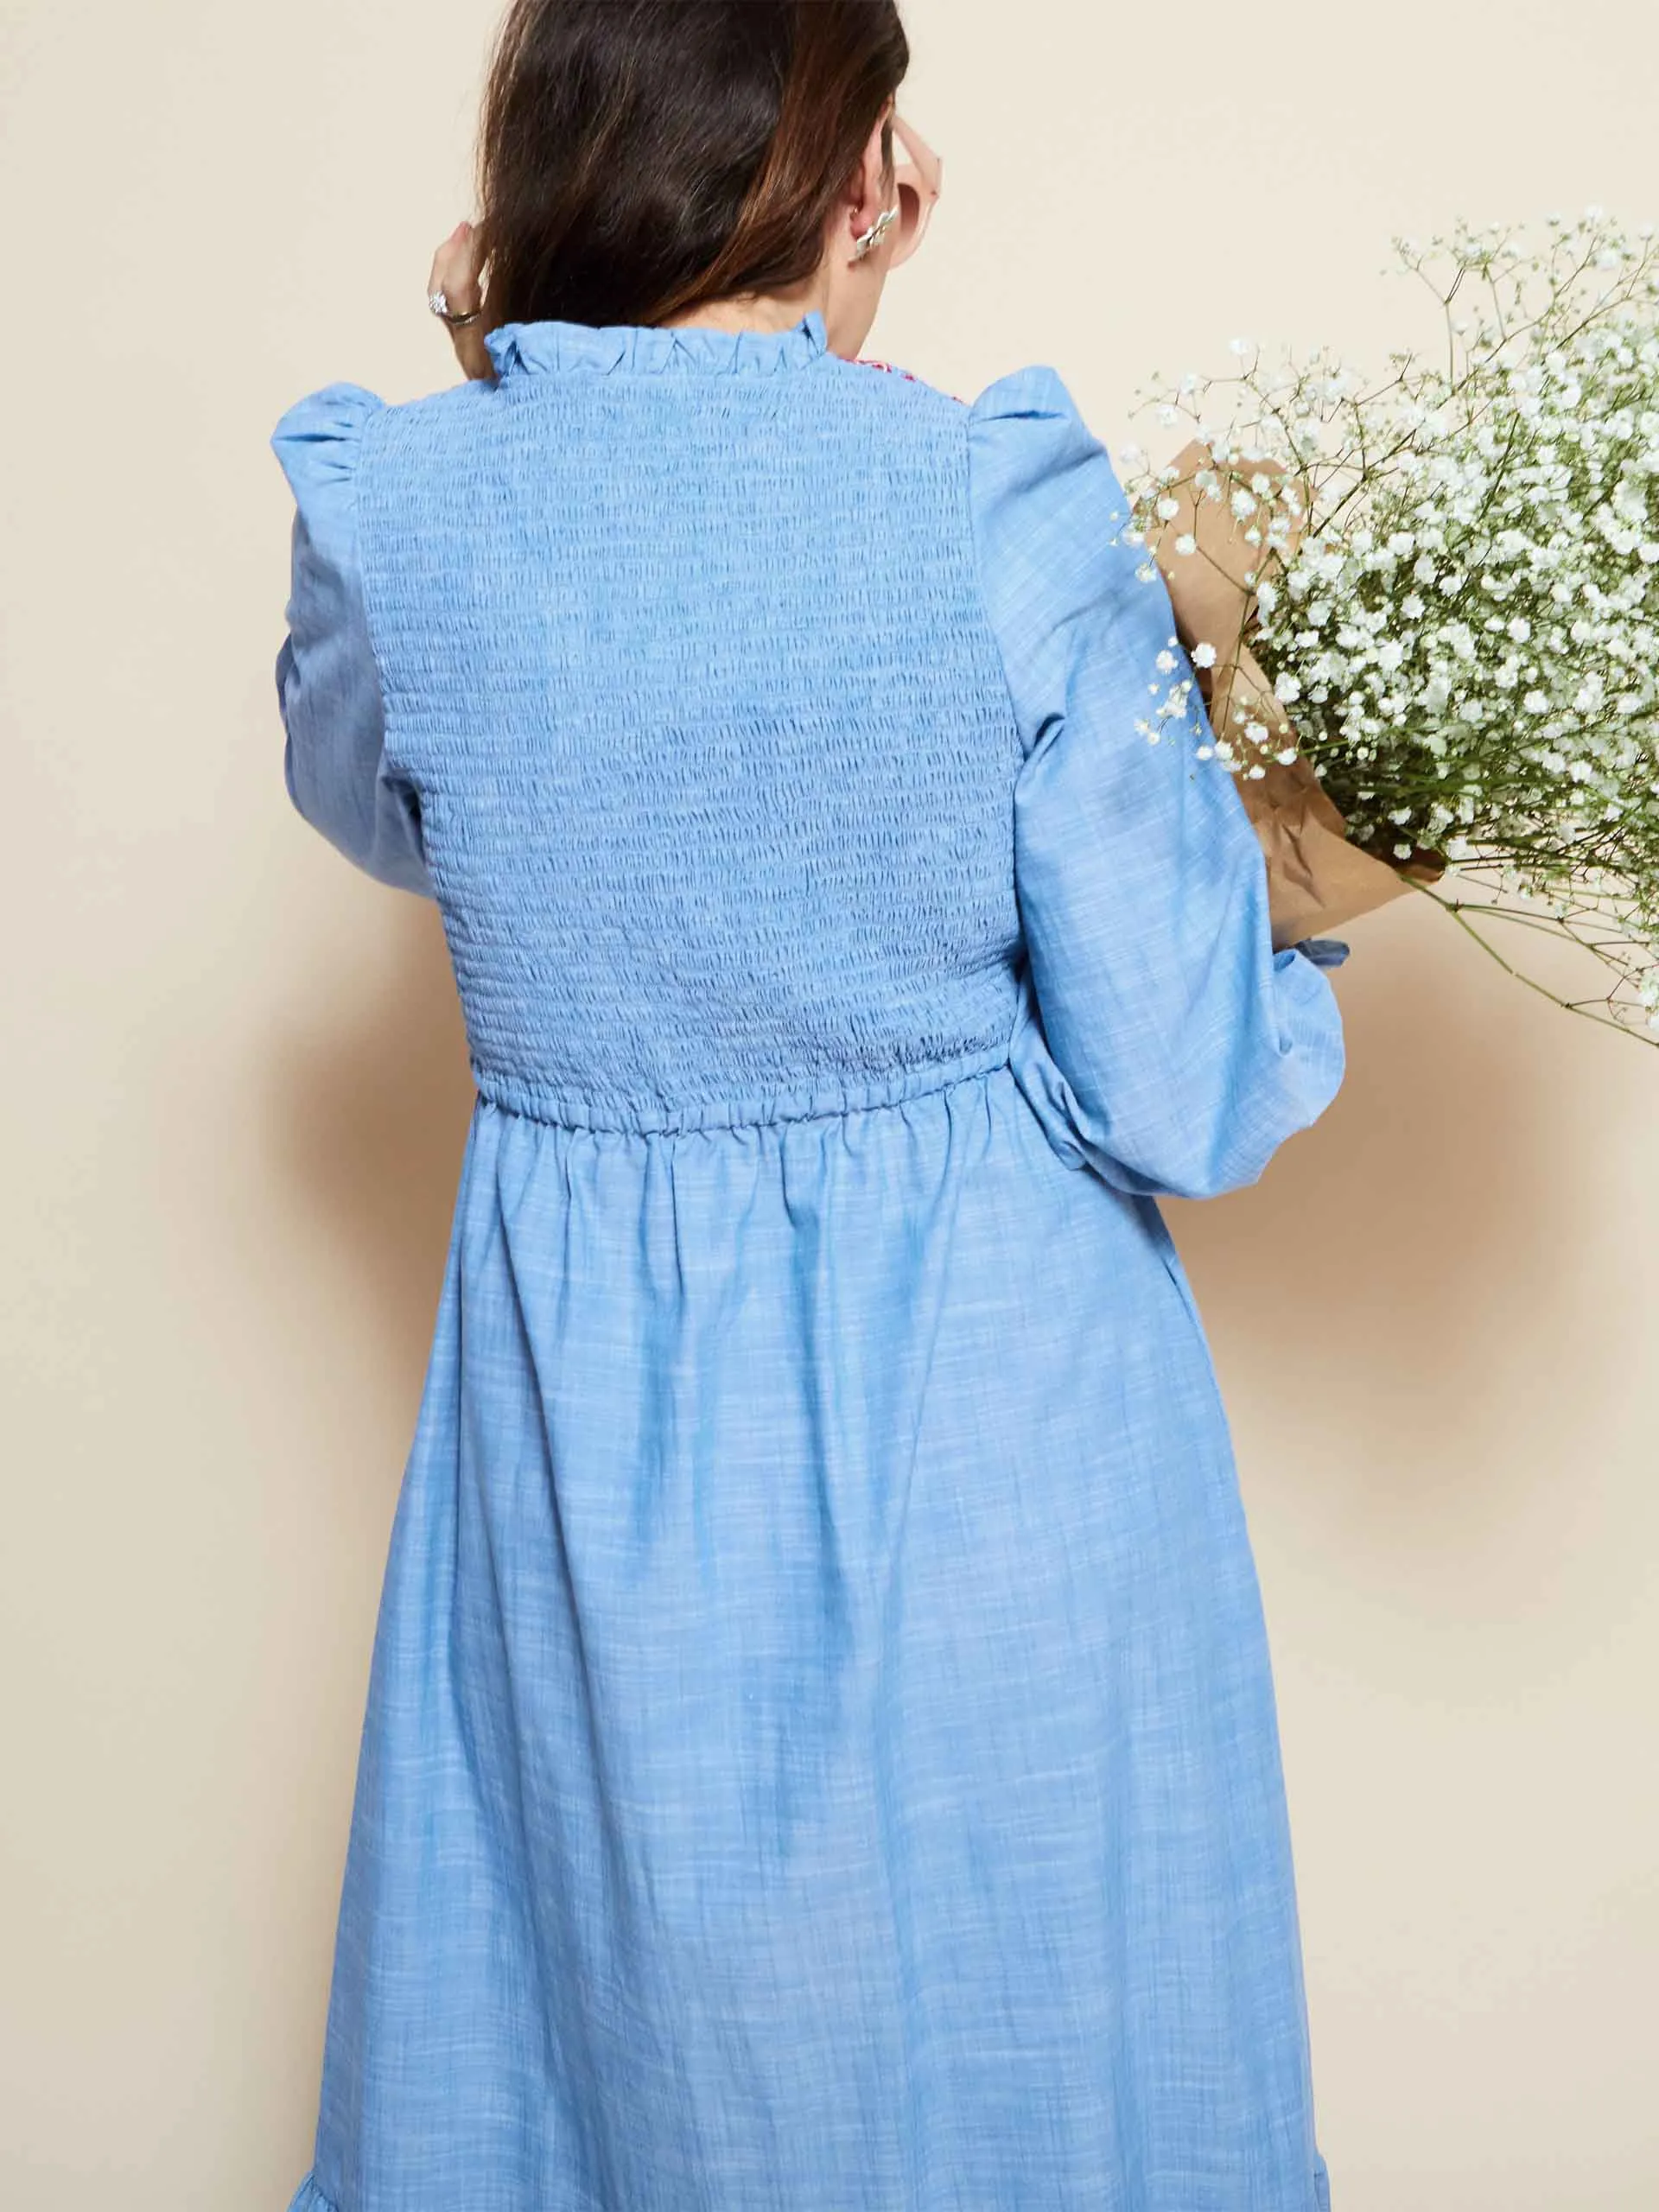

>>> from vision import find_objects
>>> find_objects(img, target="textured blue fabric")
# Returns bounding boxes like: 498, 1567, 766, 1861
272, 390, 432, 898
270, 308, 1342, 2212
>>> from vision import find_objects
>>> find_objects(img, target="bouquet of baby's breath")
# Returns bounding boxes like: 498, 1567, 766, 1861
1122, 212, 1659, 1041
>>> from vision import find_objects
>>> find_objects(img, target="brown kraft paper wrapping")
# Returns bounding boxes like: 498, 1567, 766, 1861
1148, 439, 1444, 950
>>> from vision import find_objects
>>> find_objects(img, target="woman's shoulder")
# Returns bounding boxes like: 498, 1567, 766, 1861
270, 379, 386, 489
968, 361, 1086, 428
850, 353, 963, 399
963, 362, 1122, 533
845, 355, 1109, 500
835, 355, 1098, 486
829, 353, 973, 428
270, 376, 492, 500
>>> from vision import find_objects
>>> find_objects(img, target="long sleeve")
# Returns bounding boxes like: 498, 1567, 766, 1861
270, 383, 433, 897
968, 365, 1345, 1200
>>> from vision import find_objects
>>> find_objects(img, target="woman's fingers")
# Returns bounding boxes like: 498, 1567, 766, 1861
428, 220, 493, 382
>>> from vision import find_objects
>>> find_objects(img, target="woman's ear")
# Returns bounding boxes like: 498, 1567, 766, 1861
844, 111, 893, 253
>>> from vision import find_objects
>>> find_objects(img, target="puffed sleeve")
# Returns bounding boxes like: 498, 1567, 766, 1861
969, 365, 1345, 1200
270, 383, 433, 897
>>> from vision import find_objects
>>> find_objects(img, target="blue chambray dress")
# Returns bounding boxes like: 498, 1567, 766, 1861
270, 308, 1344, 2212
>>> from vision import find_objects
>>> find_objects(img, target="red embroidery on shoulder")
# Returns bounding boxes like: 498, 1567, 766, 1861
854, 356, 967, 404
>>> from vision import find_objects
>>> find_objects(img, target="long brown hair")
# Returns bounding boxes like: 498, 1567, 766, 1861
475, 0, 910, 332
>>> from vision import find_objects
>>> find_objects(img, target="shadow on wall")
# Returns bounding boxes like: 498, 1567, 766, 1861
259, 885, 1595, 1555
266, 895, 475, 1385
1166, 895, 1585, 1535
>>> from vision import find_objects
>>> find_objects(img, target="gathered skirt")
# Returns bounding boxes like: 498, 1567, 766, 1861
285, 1061, 1331, 2211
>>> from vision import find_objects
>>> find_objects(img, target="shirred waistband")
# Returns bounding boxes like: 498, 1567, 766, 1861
470, 1042, 1014, 1135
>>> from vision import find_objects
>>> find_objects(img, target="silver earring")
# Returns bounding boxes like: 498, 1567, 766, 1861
851, 206, 899, 263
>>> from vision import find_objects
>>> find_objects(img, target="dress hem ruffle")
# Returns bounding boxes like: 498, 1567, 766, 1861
287, 2160, 1333, 2210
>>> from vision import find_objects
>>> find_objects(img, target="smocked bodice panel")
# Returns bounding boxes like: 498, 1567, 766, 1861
350, 338, 1023, 1129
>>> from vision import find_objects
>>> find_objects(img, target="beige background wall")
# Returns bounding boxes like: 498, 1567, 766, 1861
2, 1, 1655, 2205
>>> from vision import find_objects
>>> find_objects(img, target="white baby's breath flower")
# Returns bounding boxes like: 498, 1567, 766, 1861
1119, 215, 1659, 1036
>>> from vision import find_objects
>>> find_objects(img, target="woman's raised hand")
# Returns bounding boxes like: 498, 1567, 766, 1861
429, 221, 494, 383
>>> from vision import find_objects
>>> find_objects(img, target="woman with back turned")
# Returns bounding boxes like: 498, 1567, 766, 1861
271, 3, 1344, 2206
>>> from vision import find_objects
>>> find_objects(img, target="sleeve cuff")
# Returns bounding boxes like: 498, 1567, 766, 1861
1293, 937, 1351, 970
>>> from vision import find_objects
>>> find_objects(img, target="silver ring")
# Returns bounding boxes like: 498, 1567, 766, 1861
429, 289, 482, 328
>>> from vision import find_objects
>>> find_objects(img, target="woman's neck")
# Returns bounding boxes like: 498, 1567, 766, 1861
657, 280, 828, 337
